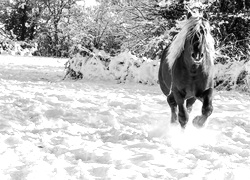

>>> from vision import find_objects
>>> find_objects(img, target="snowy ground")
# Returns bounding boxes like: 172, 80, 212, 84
0, 55, 250, 180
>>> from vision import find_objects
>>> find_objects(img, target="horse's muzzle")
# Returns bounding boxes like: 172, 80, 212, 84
192, 53, 204, 63
190, 62, 201, 74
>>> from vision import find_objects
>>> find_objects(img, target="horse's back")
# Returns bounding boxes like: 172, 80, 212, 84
158, 48, 172, 97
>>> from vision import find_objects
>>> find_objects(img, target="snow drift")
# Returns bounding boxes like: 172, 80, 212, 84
1, 55, 250, 180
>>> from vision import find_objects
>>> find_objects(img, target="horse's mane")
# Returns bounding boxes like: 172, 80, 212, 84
167, 13, 215, 74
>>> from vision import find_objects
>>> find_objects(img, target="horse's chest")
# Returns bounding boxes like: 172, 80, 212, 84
183, 75, 207, 98
177, 74, 207, 98
172, 60, 212, 98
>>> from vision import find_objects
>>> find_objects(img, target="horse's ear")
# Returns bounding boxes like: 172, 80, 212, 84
187, 12, 192, 19
203, 12, 209, 20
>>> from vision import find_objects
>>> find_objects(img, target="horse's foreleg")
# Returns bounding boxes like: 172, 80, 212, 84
173, 91, 189, 128
193, 88, 213, 128
186, 97, 196, 113
167, 92, 177, 124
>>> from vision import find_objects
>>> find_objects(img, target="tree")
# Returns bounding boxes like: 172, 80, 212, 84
0, 0, 42, 41
39, 0, 76, 56
65, 0, 127, 55
220, 0, 250, 12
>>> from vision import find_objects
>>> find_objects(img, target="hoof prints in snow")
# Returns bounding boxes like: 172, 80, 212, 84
0, 56, 250, 180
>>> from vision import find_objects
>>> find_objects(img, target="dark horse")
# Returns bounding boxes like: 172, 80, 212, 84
158, 12, 215, 128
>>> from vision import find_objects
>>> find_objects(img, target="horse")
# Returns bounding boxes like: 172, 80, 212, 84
158, 11, 215, 128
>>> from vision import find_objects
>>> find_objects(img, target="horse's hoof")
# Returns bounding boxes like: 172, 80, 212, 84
193, 116, 206, 128
170, 117, 178, 125
171, 121, 179, 127
187, 107, 192, 113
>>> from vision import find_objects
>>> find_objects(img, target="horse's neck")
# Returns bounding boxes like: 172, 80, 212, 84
161, 44, 170, 64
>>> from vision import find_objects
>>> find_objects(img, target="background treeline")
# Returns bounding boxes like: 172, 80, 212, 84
0, 0, 249, 60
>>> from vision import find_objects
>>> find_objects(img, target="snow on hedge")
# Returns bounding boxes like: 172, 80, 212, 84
65, 50, 250, 90
0, 41, 37, 56
215, 60, 250, 90
65, 50, 159, 85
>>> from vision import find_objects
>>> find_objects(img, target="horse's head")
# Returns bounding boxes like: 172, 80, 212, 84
167, 11, 215, 75
182, 11, 214, 74
190, 28, 204, 63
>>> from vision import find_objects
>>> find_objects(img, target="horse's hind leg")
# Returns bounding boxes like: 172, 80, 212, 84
186, 97, 196, 113
167, 92, 177, 124
193, 88, 213, 128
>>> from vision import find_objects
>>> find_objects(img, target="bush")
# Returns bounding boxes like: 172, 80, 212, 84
64, 50, 159, 85
64, 49, 250, 92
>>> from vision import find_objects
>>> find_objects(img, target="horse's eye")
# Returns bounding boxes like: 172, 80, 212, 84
192, 53, 196, 58
200, 53, 204, 58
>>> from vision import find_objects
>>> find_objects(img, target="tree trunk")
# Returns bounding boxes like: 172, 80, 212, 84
54, 21, 59, 56
20, 5, 28, 41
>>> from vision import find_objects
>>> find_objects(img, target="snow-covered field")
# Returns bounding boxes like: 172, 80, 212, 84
0, 55, 250, 180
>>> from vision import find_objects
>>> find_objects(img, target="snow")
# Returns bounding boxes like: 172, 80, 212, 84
215, 61, 250, 90
67, 51, 159, 85
76, 0, 98, 7
66, 50, 250, 90
0, 54, 250, 180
